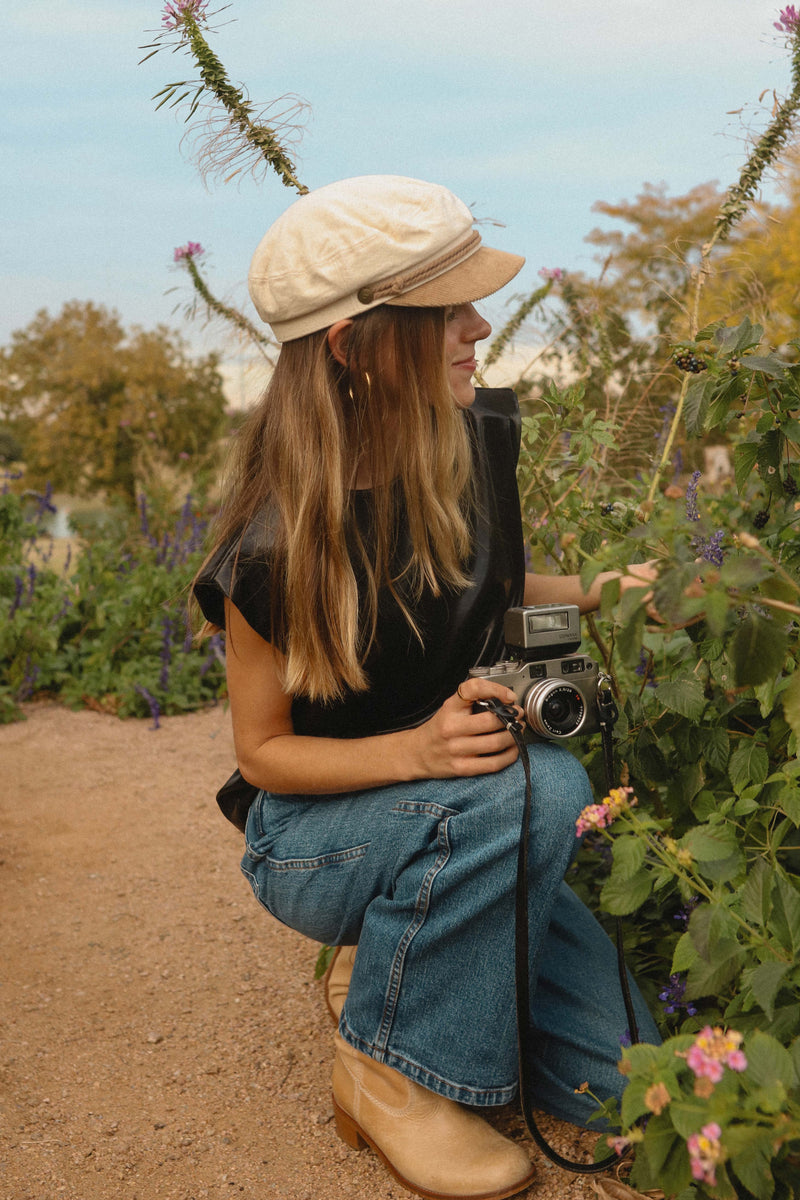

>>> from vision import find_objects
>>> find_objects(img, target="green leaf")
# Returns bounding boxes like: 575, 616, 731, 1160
611, 834, 646, 880
770, 873, 800, 958
616, 601, 647, 668
681, 824, 739, 862
702, 725, 730, 773
600, 867, 652, 915
743, 960, 791, 1021
740, 859, 773, 927
654, 678, 706, 721
685, 941, 746, 999
745, 353, 789, 378
729, 1140, 775, 1200
640, 1114, 690, 1194
777, 783, 800, 825
728, 740, 770, 795
745, 1028, 797, 1090
782, 670, 800, 742
683, 375, 714, 436
672, 930, 700, 973
729, 615, 788, 688
734, 441, 760, 492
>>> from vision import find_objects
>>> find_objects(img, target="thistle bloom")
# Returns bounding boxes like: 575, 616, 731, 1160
538, 267, 564, 281
687, 1123, 724, 1186
174, 241, 205, 261
681, 1026, 747, 1083
162, 0, 209, 31
775, 6, 800, 33
575, 787, 636, 836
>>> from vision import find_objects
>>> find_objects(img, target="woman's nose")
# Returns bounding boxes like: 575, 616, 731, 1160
462, 303, 492, 342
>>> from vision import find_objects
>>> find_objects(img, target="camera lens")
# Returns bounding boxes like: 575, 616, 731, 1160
524, 680, 586, 738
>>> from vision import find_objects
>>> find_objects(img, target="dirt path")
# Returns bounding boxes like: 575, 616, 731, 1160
0, 703, 601, 1200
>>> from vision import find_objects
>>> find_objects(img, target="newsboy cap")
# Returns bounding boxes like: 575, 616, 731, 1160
248, 175, 525, 342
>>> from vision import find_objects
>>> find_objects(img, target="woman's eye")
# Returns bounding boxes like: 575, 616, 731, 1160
445, 307, 458, 323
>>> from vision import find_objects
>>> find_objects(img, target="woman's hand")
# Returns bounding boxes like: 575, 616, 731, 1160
405, 677, 522, 779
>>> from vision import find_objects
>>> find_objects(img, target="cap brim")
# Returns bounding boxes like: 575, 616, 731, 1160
385, 245, 525, 308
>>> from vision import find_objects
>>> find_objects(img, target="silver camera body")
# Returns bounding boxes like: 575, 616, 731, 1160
470, 604, 603, 740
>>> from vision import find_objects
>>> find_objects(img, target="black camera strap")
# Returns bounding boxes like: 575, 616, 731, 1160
475, 691, 638, 1175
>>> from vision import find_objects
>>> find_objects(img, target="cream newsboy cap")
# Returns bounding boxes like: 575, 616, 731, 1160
248, 174, 525, 342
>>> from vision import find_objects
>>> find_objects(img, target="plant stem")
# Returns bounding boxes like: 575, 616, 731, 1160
180, 12, 307, 194
646, 27, 800, 505
183, 255, 276, 363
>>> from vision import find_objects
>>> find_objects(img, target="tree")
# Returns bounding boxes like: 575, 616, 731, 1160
0, 301, 228, 503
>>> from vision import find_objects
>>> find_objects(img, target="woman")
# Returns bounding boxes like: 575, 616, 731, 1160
194, 175, 659, 1200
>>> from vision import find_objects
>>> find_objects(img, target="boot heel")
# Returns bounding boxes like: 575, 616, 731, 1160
332, 1098, 367, 1150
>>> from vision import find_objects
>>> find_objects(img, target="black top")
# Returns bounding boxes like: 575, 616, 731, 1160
193, 388, 525, 738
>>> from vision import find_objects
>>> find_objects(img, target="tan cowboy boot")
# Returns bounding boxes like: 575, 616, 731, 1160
332, 1033, 535, 1200
324, 945, 357, 1023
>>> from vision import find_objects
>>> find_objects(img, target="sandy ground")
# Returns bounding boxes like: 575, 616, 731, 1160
0, 702, 610, 1200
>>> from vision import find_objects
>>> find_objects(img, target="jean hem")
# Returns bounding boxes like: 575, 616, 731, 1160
339, 1017, 518, 1107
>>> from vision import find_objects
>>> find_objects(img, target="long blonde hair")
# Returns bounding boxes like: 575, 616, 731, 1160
202, 305, 474, 700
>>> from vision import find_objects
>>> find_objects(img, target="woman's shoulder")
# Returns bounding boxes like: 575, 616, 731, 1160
193, 507, 278, 636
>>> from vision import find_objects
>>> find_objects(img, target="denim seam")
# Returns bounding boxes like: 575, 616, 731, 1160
262, 843, 369, 872
338, 1021, 518, 1107
374, 810, 454, 1053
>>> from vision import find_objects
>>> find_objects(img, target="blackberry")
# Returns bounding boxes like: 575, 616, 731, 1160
674, 351, 707, 374
784, 473, 799, 497
729, 357, 740, 374
753, 510, 770, 529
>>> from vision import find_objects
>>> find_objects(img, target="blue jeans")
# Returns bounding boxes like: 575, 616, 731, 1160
241, 743, 660, 1126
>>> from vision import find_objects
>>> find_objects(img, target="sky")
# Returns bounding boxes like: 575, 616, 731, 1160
3, 0, 798, 402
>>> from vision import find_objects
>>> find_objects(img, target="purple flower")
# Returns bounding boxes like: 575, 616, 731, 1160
9, 574, 24, 618
658, 972, 698, 1016
685, 471, 701, 521
691, 529, 725, 566
162, 0, 209, 31
538, 267, 564, 282
775, 6, 800, 32
160, 616, 174, 690
173, 241, 205, 261
135, 685, 161, 730
673, 897, 698, 929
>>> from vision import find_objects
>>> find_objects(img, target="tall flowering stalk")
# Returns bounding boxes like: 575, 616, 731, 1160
646, 15, 800, 505
141, 2, 308, 194
172, 242, 276, 362
478, 274, 559, 375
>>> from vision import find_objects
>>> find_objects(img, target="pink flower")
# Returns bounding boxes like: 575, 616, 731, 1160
575, 787, 637, 837
606, 1135, 631, 1156
687, 1122, 724, 1186
162, 0, 209, 31
173, 241, 205, 261
680, 1026, 747, 1086
775, 6, 800, 32
538, 267, 564, 282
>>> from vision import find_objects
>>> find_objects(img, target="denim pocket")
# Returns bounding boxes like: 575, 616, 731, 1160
240, 792, 371, 943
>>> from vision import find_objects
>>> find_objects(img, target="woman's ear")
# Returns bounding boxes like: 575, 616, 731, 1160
326, 319, 353, 366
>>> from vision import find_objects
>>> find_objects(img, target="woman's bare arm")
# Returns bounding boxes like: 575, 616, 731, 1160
224, 598, 521, 796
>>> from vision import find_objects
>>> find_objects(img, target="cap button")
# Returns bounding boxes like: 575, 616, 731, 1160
357, 286, 374, 304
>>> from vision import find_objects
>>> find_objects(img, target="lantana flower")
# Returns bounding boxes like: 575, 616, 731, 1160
687, 1122, 724, 1186
576, 786, 637, 836
679, 1026, 748, 1083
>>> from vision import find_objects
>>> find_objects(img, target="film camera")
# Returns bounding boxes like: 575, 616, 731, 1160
470, 604, 616, 740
